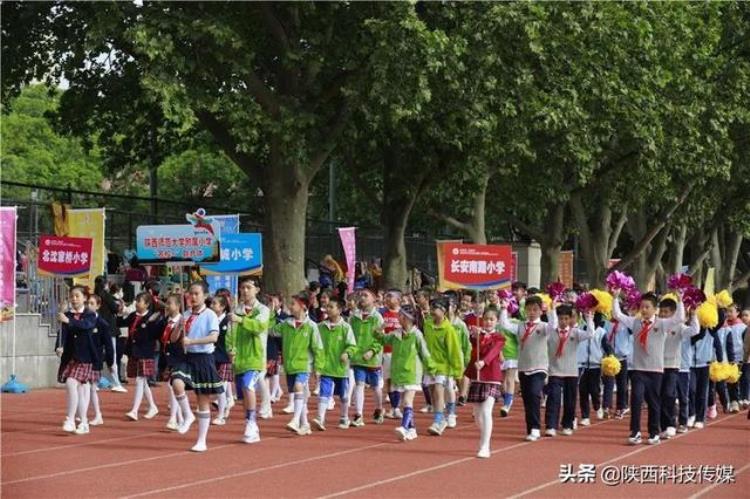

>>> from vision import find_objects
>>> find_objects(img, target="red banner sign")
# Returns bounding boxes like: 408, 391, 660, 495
38, 235, 93, 278
439, 242, 512, 290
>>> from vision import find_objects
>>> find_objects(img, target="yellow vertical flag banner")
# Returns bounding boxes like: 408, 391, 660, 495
67, 208, 106, 287
435, 240, 462, 292
703, 267, 715, 296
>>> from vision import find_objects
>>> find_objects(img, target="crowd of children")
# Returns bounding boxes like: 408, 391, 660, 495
56, 277, 750, 457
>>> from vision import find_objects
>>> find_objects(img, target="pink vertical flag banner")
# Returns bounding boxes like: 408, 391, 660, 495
337, 227, 356, 293
0, 207, 17, 322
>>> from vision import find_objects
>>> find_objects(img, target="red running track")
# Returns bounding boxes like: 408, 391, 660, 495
1, 387, 748, 498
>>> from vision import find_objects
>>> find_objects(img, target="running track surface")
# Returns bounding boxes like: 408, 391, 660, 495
2, 388, 748, 498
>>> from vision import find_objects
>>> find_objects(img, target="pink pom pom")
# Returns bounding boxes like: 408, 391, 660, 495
606, 271, 636, 292
667, 273, 693, 290
625, 289, 642, 310
682, 286, 706, 309
507, 297, 519, 316
546, 282, 566, 300
497, 289, 512, 301
575, 292, 598, 312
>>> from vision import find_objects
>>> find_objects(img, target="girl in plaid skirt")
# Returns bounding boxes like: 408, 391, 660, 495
210, 294, 233, 425
56, 286, 99, 435
122, 292, 161, 421
160, 294, 186, 431
465, 307, 505, 458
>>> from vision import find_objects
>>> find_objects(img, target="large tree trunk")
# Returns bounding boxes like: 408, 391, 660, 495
430, 171, 490, 244
569, 192, 610, 287
262, 160, 310, 295
539, 203, 565, 284
382, 207, 410, 290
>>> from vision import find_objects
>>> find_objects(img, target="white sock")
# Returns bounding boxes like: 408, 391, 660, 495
340, 396, 349, 420
195, 410, 210, 447
90, 384, 101, 419
271, 374, 280, 398
373, 388, 383, 410
354, 384, 365, 415
77, 383, 90, 424
293, 393, 305, 425
479, 397, 495, 450
109, 338, 122, 386
217, 391, 227, 418
65, 378, 79, 421
472, 404, 482, 429
224, 382, 233, 402
131, 376, 145, 413
318, 397, 329, 424
177, 393, 193, 420
143, 378, 156, 410
347, 370, 355, 402
259, 377, 271, 411
168, 386, 182, 422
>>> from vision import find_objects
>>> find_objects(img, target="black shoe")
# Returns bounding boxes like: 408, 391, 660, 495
120, 378, 129, 385
457, 396, 466, 407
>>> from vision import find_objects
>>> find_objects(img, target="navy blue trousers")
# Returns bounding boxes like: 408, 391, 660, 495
689, 366, 709, 423
545, 376, 578, 430
578, 367, 601, 418
659, 368, 679, 431
519, 371, 546, 434
630, 370, 662, 438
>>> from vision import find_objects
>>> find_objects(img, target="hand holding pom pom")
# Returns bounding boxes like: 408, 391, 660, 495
667, 273, 693, 291
606, 271, 636, 293
546, 282, 566, 301
575, 292, 598, 313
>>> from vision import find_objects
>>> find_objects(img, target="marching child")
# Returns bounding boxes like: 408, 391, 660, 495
227, 278, 270, 443
422, 299, 464, 436
272, 293, 323, 436
602, 316, 632, 419
719, 303, 745, 412
447, 297, 471, 428
465, 307, 505, 457
56, 286, 98, 435
612, 290, 685, 445
176, 282, 224, 452
210, 295, 233, 425
349, 289, 385, 426
577, 312, 612, 426
500, 313, 519, 418
546, 305, 593, 436
499, 294, 558, 441
689, 324, 716, 429
314, 297, 357, 431
381, 289, 402, 420
160, 293, 185, 431
376, 305, 432, 441
659, 298, 699, 438
86, 294, 114, 426
122, 292, 160, 421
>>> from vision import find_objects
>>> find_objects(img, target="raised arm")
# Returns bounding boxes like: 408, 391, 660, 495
659, 299, 686, 330
612, 295, 635, 330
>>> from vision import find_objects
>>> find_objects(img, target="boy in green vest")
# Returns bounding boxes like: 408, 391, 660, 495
314, 297, 357, 431
349, 289, 385, 427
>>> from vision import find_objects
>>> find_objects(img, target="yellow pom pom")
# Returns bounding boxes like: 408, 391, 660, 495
715, 289, 733, 308
601, 355, 621, 377
696, 301, 719, 328
706, 294, 718, 306
709, 361, 726, 382
535, 293, 552, 310
590, 289, 613, 317
725, 363, 740, 384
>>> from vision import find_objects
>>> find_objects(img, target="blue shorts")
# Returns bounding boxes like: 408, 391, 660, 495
235, 370, 262, 399
286, 372, 310, 392
320, 375, 349, 400
353, 366, 381, 387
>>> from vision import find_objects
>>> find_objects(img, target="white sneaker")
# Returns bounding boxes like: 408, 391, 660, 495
561, 428, 574, 436
545, 428, 556, 437
525, 429, 540, 442
125, 411, 138, 421
212, 417, 226, 426
580, 418, 591, 427
628, 432, 642, 445
350, 415, 365, 427
729, 401, 740, 413
111, 385, 128, 393
190, 442, 207, 452
166, 419, 179, 431
385, 408, 395, 419
144, 406, 159, 420
338, 418, 350, 429
395, 426, 408, 441
420, 405, 432, 413
393, 407, 403, 419
428, 421, 447, 436
694, 421, 704, 429
297, 423, 312, 436
677, 425, 688, 434
647, 435, 660, 445
63, 418, 76, 432
74, 422, 90, 435
406, 428, 418, 440
477, 447, 491, 459
178, 412, 196, 434
312, 417, 326, 431
596, 408, 604, 420
665, 426, 676, 438
286, 420, 301, 433
282, 402, 295, 414
259, 408, 273, 420
90, 415, 104, 426
446, 414, 457, 428
243, 427, 261, 444
687, 415, 696, 428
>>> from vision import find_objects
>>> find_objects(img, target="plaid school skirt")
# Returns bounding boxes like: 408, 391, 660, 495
60, 360, 96, 384
216, 362, 234, 382
266, 358, 279, 376
467, 382, 503, 403
127, 358, 156, 378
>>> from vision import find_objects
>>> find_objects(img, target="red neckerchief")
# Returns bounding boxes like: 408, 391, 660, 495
555, 327, 570, 358
725, 318, 740, 327
128, 313, 146, 338
161, 317, 179, 346
184, 307, 205, 335
294, 319, 303, 329
608, 320, 619, 343
521, 321, 536, 348
637, 318, 654, 352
